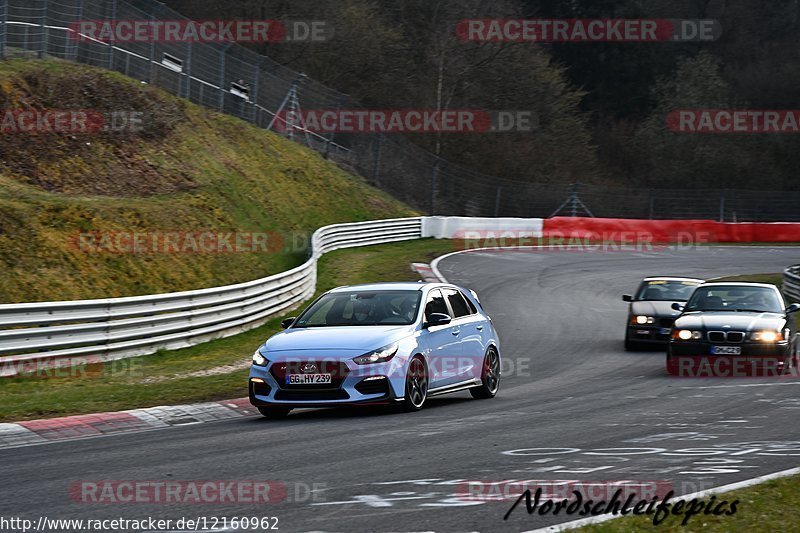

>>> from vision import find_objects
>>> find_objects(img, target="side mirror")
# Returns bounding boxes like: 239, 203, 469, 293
280, 317, 296, 329
425, 313, 452, 328
622, 294, 633, 302
786, 303, 800, 314
671, 302, 684, 311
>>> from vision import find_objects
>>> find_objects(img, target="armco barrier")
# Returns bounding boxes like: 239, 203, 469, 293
0, 217, 423, 376
785, 265, 800, 304
542, 217, 800, 243
3, 216, 799, 376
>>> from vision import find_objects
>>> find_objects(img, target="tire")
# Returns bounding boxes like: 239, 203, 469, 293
257, 406, 292, 419
401, 356, 428, 412
471, 347, 500, 399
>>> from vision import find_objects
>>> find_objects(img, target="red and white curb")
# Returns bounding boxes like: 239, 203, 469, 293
0, 397, 256, 449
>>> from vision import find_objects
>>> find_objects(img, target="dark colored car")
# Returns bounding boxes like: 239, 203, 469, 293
623, 277, 704, 350
667, 282, 800, 376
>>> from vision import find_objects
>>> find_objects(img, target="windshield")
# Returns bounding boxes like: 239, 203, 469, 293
684, 286, 783, 313
294, 290, 422, 327
636, 280, 701, 301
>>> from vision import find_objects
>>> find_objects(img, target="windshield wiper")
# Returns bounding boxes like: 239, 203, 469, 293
733, 308, 770, 313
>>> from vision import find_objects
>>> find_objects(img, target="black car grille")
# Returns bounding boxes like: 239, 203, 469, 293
354, 377, 390, 396
658, 318, 674, 328
270, 360, 350, 389
708, 331, 745, 343
249, 380, 272, 397
727, 331, 745, 343
274, 389, 350, 401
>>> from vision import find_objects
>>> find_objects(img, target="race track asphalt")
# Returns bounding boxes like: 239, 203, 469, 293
4, 246, 800, 532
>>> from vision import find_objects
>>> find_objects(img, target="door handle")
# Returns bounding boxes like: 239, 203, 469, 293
451, 329, 460, 335
476, 325, 484, 331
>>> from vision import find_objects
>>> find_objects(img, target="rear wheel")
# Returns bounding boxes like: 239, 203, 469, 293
402, 356, 428, 412
257, 406, 292, 419
471, 347, 500, 399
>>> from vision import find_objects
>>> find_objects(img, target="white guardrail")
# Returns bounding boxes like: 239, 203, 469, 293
0, 217, 424, 376
0, 215, 544, 375
785, 265, 800, 304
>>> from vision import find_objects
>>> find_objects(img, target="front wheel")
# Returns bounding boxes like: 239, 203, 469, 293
257, 406, 292, 419
402, 356, 428, 412
471, 347, 500, 399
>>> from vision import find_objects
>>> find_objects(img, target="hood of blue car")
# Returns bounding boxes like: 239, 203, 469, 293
263, 325, 416, 353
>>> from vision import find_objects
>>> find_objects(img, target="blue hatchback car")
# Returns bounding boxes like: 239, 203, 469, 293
248, 282, 501, 417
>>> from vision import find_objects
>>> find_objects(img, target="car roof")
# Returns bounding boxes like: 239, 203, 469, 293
642, 276, 704, 283
328, 282, 449, 292
698, 281, 779, 289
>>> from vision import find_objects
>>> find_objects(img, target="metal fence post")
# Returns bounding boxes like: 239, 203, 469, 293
249, 59, 260, 123
218, 45, 231, 112
648, 190, 655, 219
183, 42, 193, 100
71, 0, 85, 61
719, 190, 726, 222
39, 0, 49, 58
494, 186, 502, 217
107, 0, 117, 69
147, 12, 156, 83
0, 0, 7, 59
372, 133, 383, 183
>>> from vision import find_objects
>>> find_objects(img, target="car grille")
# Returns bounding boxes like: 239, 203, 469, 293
355, 377, 390, 396
270, 360, 350, 389
658, 318, 674, 328
249, 381, 272, 397
708, 331, 745, 343
274, 390, 350, 401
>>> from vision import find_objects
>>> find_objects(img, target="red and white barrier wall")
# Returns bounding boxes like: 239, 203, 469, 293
541, 217, 800, 243
421, 216, 800, 244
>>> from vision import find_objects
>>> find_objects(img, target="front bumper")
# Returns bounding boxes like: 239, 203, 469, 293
248, 356, 407, 408
667, 341, 792, 376
627, 323, 674, 344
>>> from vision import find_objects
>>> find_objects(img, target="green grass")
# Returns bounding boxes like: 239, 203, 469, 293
0, 238, 455, 422
578, 474, 800, 532
0, 57, 415, 303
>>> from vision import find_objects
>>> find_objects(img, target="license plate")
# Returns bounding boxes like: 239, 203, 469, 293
286, 373, 332, 385
659, 328, 672, 335
712, 346, 742, 355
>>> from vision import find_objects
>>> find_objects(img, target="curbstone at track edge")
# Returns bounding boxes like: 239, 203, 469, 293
0, 397, 255, 450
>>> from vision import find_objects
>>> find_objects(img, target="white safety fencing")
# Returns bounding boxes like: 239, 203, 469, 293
0, 217, 423, 376
422, 216, 543, 239
785, 265, 800, 304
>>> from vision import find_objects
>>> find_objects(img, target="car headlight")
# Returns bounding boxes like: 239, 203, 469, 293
751, 331, 783, 342
353, 342, 399, 365
673, 329, 702, 341
252, 350, 268, 366
634, 315, 655, 325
